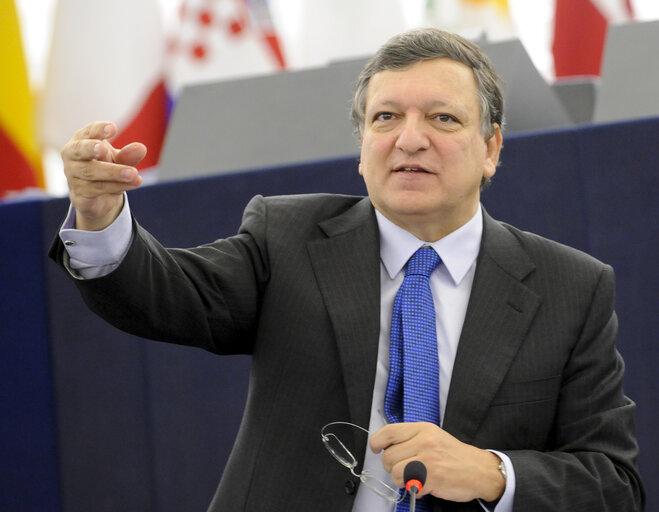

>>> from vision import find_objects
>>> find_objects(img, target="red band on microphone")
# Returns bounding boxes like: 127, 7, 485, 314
406, 479, 423, 492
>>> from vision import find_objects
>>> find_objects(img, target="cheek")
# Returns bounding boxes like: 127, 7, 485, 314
360, 134, 391, 162
450, 137, 489, 171
446, 135, 477, 156
358, 143, 378, 177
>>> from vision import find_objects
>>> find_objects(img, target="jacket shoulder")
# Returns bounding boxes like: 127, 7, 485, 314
239, 193, 367, 234
257, 193, 364, 216
499, 221, 609, 272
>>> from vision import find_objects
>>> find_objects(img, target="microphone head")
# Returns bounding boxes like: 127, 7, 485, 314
404, 460, 427, 492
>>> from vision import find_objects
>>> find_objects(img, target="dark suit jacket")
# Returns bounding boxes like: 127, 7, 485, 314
50, 193, 644, 511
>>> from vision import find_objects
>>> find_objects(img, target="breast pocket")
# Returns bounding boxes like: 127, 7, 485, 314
491, 374, 562, 406
485, 374, 562, 450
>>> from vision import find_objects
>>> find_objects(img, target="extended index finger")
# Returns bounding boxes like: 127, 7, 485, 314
68, 157, 139, 186
64, 138, 113, 163
72, 121, 117, 142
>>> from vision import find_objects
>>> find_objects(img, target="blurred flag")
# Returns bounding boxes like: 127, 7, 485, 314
0, 0, 44, 199
167, 0, 286, 94
425, 0, 515, 41
553, 0, 634, 77
40, 0, 169, 171
269, 0, 407, 69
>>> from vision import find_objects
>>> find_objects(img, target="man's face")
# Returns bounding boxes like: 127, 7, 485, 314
359, 58, 502, 241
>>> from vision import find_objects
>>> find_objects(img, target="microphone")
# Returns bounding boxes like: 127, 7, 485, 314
404, 460, 427, 512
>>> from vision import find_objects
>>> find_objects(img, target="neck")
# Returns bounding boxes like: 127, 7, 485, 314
386, 206, 480, 242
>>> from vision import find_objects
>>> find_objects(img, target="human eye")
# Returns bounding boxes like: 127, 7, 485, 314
429, 113, 464, 131
432, 113, 458, 123
373, 112, 396, 122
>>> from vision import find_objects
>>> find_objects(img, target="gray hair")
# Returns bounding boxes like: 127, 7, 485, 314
350, 28, 505, 140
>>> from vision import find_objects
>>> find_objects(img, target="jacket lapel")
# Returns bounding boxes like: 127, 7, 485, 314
307, 202, 541, 442
307, 198, 382, 430
442, 211, 541, 443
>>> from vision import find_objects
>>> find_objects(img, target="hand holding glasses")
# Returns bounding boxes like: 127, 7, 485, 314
320, 421, 405, 503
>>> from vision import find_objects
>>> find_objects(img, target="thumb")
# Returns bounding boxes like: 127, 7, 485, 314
115, 142, 148, 167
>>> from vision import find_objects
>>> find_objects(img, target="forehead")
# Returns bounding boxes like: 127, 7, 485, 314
365, 58, 480, 112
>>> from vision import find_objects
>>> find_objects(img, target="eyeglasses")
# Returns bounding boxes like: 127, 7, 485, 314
321, 421, 405, 503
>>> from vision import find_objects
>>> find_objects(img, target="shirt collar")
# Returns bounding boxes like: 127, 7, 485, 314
376, 206, 483, 285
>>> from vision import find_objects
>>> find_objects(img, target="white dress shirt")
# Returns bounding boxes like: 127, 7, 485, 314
351, 207, 514, 512
59, 196, 133, 279
59, 198, 514, 510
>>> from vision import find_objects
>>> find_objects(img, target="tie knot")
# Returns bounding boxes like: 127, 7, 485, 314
406, 247, 441, 277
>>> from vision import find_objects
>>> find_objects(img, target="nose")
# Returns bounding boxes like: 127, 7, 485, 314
395, 116, 430, 154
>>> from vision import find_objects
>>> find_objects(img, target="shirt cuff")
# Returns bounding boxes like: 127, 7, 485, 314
59, 194, 133, 279
478, 451, 515, 512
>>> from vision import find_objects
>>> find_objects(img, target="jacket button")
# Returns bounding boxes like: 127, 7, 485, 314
344, 479, 356, 495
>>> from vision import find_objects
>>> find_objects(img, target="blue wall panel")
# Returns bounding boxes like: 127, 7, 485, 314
1, 118, 657, 511
0, 200, 61, 511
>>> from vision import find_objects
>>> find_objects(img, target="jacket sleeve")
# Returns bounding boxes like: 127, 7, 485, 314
507, 266, 644, 511
49, 195, 271, 355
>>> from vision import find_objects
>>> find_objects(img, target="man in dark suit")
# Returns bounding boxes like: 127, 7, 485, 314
51, 29, 644, 511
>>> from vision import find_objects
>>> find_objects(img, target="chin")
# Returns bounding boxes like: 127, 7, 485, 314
391, 198, 440, 216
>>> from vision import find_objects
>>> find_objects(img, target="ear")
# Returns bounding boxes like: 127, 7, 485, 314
483, 124, 503, 179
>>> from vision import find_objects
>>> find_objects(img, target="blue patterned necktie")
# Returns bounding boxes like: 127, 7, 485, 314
384, 246, 441, 512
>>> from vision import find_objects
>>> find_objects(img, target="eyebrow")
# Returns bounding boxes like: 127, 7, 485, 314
371, 99, 448, 108
367, 99, 469, 117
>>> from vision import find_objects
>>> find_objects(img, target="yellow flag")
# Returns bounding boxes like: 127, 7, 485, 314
0, 0, 44, 197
